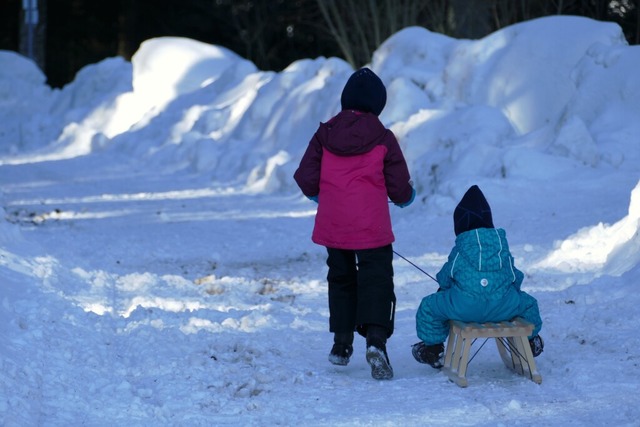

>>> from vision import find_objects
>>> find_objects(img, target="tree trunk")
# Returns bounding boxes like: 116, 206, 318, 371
636, 0, 640, 44
117, 0, 137, 59
451, 0, 491, 39
19, 0, 46, 69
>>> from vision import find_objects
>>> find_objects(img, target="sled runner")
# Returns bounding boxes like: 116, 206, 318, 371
442, 317, 542, 387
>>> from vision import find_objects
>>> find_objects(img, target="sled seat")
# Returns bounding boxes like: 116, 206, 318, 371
442, 317, 542, 387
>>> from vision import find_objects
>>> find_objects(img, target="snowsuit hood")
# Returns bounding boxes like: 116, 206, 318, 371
451, 228, 518, 298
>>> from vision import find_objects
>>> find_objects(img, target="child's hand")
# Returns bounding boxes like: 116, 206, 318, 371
395, 187, 416, 208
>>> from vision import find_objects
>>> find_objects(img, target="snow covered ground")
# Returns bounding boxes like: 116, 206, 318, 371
1, 15, 639, 426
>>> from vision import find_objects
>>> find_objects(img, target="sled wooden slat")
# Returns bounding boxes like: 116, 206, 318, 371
442, 317, 542, 387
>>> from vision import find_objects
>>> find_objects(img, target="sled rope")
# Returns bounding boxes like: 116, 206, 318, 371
392, 250, 438, 283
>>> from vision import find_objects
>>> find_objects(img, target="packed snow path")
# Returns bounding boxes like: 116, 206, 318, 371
2, 159, 639, 425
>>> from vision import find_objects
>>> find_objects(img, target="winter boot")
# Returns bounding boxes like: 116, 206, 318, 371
365, 325, 393, 380
328, 332, 354, 366
529, 335, 544, 357
411, 342, 444, 369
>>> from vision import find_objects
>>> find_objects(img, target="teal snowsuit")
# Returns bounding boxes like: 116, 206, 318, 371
416, 227, 542, 345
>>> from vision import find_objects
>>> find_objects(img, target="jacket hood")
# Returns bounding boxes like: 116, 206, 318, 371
316, 110, 388, 156
455, 228, 510, 273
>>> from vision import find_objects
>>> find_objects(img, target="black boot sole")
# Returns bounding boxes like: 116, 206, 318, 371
366, 346, 393, 380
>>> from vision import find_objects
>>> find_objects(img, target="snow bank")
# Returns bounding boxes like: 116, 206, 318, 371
132, 37, 256, 111
443, 16, 625, 134
0, 51, 55, 154
533, 179, 640, 280
2, 17, 637, 189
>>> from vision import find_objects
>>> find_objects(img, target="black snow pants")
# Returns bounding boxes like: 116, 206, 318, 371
326, 244, 396, 338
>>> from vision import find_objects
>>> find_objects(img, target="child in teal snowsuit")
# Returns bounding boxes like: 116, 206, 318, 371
412, 185, 543, 368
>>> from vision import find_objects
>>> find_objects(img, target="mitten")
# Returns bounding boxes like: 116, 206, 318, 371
395, 187, 415, 208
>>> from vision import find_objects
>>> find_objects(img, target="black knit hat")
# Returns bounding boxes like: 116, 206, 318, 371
453, 185, 494, 236
340, 67, 387, 116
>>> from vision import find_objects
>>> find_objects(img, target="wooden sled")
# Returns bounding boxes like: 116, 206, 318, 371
442, 317, 542, 388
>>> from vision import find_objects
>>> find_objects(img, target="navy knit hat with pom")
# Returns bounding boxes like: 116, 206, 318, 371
340, 68, 387, 116
453, 185, 495, 236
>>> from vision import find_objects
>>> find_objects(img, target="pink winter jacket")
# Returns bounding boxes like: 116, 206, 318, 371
294, 110, 413, 250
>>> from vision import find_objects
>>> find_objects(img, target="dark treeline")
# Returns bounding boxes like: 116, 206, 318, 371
1, 0, 638, 88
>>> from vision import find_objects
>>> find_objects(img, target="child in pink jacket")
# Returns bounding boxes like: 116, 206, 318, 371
294, 68, 415, 380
